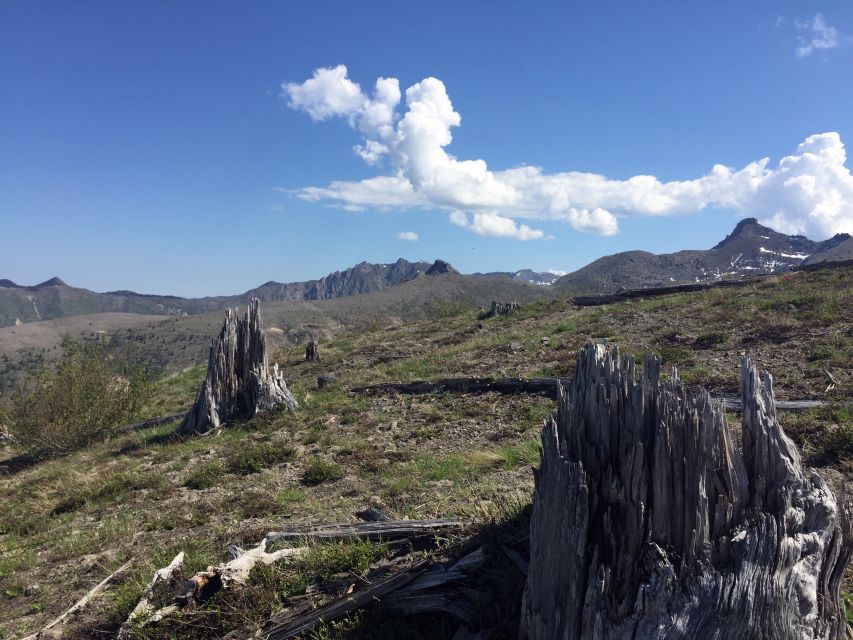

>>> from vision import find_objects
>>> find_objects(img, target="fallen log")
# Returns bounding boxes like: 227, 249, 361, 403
571, 258, 853, 307
265, 518, 466, 544
521, 342, 852, 640
351, 376, 825, 412
117, 411, 189, 434
178, 299, 298, 435
21, 560, 133, 640
351, 377, 567, 398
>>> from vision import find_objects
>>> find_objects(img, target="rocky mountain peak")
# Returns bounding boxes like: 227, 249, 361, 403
35, 277, 68, 288
425, 259, 457, 276
712, 218, 776, 249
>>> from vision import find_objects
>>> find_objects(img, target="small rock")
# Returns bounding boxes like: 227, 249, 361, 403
317, 374, 336, 389
541, 337, 550, 346
509, 341, 523, 352
356, 507, 390, 522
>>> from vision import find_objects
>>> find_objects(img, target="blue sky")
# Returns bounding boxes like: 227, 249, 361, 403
1, 1, 852, 296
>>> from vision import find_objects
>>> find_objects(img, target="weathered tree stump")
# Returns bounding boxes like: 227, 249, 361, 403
305, 340, 320, 362
521, 342, 852, 640
177, 299, 298, 435
486, 301, 520, 318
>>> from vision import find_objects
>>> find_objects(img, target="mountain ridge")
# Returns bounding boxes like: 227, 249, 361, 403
3, 220, 852, 327
553, 218, 852, 293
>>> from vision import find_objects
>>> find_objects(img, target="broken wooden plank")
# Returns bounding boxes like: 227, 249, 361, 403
265, 518, 467, 545
259, 561, 431, 640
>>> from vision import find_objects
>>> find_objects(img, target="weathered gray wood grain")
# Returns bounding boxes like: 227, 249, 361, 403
521, 342, 852, 640
178, 299, 298, 435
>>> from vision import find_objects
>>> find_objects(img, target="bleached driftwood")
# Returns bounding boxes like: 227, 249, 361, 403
116, 552, 184, 638
141, 540, 307, 628
178, 540, 307, 605
521, 342, 852, 640
178, 299, 298, 435
21, 560, 132, 640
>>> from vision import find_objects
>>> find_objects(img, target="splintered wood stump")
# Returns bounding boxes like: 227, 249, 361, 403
522, 342, 852, 640
305, 340, 320, 362
178, 299, 298, 435
488, 301, 520, 318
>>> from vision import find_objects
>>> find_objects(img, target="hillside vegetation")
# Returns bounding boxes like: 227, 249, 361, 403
0, 273, 547, 396
0, 265, 851, 638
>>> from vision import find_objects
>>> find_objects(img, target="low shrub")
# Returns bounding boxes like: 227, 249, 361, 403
301, 459, 343, 486
1, 337, 151, 458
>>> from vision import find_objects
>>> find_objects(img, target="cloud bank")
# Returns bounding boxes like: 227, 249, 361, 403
283, 65, 853, 240
795, 13, 842, 57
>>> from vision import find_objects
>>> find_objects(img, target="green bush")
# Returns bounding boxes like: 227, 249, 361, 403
301, 459, 343, 486
1, 338, 151, 459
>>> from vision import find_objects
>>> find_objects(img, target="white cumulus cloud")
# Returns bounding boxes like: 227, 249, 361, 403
283, 66, 853, 240
795, 13, 842, 58
450, 211, 544, 241
398, 231, 418, 241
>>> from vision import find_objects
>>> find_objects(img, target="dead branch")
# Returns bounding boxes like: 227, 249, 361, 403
826, 369, 839, 393
141, 541, 307, 629
21, 560, 132, 640
116, 552, 184, 638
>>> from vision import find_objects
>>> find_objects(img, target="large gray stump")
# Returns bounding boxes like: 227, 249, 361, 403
521, 342, 851, 640
178, 299, 298, 435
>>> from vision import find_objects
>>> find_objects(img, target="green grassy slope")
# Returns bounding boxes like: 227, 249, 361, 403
0, 265, 850, 638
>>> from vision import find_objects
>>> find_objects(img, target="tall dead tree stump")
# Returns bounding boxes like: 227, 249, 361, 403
178, 299, 298, 435
522, 341, 852, 640
305, 340, 320, 362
